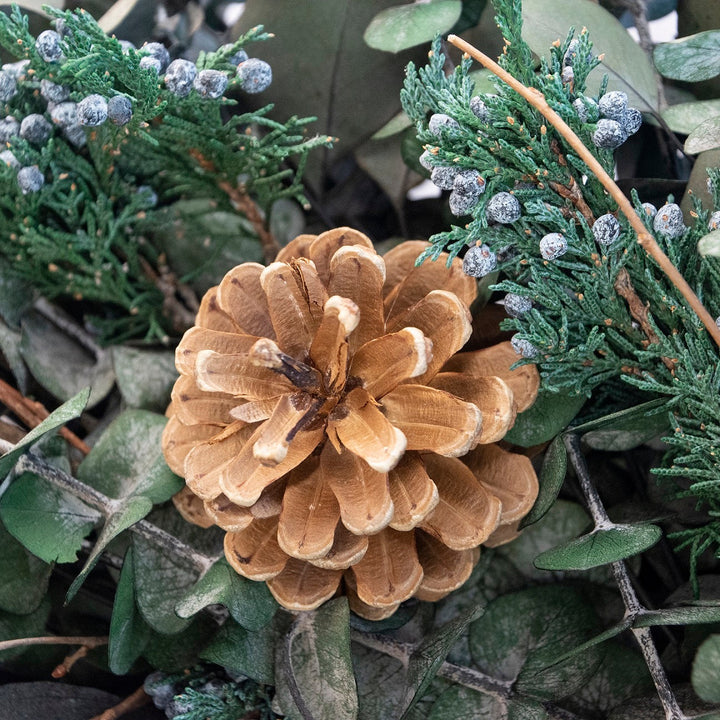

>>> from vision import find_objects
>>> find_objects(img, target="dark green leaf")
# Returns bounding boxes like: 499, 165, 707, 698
428, 685, 503, 719
662, 100, 720, 135
111, 346, 177, 412
0, 320, 28, 394
77, 410, 182, 504
270, 198, 307, 248
364, 2, 462, 53
200, 617, 277, 684
0, 473, 101, 564
635, 605, 720, 627
503, 391, 586, 447
0, 268, 34, 329
569, 397, 668, 434
175, 557, 277, 630
520, 434, 566, 528
692, 634, 720, 703
144, 614, 218, 672
544, 618, 632, 667
66, 495, 153, 604
352, 644, 406, 720
533, 524, 663, 571
581, 412, 670, 451
654, 30, 720, 82
686, 115, 720, 154
108, 547, 151, 675
451, 0, 489, 35
0, 521, 51, 615
0, 596, 51, 662
507, 698, 548, 720
401, 127, 430, 177
0, 387, 90, 478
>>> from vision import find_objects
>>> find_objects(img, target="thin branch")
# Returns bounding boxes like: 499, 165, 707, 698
89, 686, 150, 720
447, 35, 720, 350
0, 635, 107, 653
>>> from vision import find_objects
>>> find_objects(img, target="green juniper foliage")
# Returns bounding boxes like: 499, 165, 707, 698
401, 0, 720, 575
0, 5, 331, 343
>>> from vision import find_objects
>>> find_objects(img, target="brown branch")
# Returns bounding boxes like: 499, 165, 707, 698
89, 686, 151, 720
0, 377, 91, 455
447, 35, 720, 351
0, 635, 107, 653
549, 140, 596, 224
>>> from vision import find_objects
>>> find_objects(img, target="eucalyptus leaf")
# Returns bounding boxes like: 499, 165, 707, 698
692, 634, 720, 703
522, 0, 658, 111
507, 698, 549, 720
428, 685, 503, 719
0, 266, 34, 329
654, 30, 720, 82
352, 644, 406, 720
372, 111, 413, 140
520, 434, 566, 529
698, 230, 720, 256
0, 387, 90, 478
582, 413, 669, 450
144, 614, 219, 673
270, 198, 306, 248
685, 116, 720, 154
364, 1, 462, 53
0, 473, 101, 564
569, 397, 668, 434
451, 0, 488, 35
543, 618, 632, 668
0, 321, 28, 394
662, 100, 720, 135
503, 390, 586, 447
108, 547, 152, 675
0, 596, 51, 662
175, 557, 277, 630
111, 346, 177, 412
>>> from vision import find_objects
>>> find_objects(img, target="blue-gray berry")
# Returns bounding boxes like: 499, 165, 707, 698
563, 39, 579, 67
40, 79, 69, 104
0, 149, 18, 168
708, 211, 720, 231
165, 59, 197, 97
653, 202, 685, 238
50, 102, 77, 127
220, 44, 248, 66
428, 112, 459, 137
485, 191, 521, 224
139, 56, 162, 73
0, 71, 17, 102
598, 90, 628, 121
138, 185, 158, 207
77, 94, 108, 126
0, 115, 19, 142
641, 202, 657, 219
35, 30, 63, 62
419, 150, 435, 171
2, 60, 29, 79
54, 18, 71, 39
511, 335, 538, 358
592, 118, 627, 150
194, 69, 228, 99
504, 293, 533, 318
561, 66, 574, 84
449, 188, 479, 216
118, 39, 135, 54
453, 169, 486, 197
236, 58, 272, 94
199, 679, 226, 698
430, 166, 458, 190
592, 213, 620, 246
20, 114, 52, 144
17, 165, 44, 193
539, 232, 568, 260
107, 95, 133, 125
141, 42, 170, 72
470, 96, 489, 121
620, 107, 642, 136
462, 244, 497, 277
573, 96, 598, 124
64, 124, 86, 147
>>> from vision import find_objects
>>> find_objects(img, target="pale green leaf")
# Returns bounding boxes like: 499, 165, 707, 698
654, 30, 720, 82
520, 434, 566, 528
0, 596, 51, 662
508, 698, 548, 720
353, 644, 406, 720
692, 634, 720, 703
662, 100, 720, 135
503, 391, 586, 447
372, 111, 413, 140
270, 198, 306, 248
0, 320, 28, 394
686, 116, 720, 154
428, 686, 503, 719
698, 230, 720, 256
111, 346, 177, 412
144, 614, 219, 672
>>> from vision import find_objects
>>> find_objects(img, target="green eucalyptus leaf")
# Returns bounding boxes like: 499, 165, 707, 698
569, 398, 668, 434
662, 100, 720, 135
364, 1, 462, 53
372, 111, 413, 140
175, 557, 277, 630
270, 198, 306, 248
686, 115, 720, 154
698, 229, 720, 256
108, 547, 152, 675
503, 390, 586, 447
144, 614, 219, 672
522, 0, 658, 111
520, 434, 566, 529
635, 604, 720, 627
200, 617, 277, 684
507, 698, 548, 720
428, 685, 503, 719
0, 320, 28, 395
543, 618, 632, 668
468, 68, 498, 95
0, 268, 34, 329
0, 596, 51, 662
654, 30, 720, 82
692, 634, 720, 703
0, 521, 51, 615
111, 346, 177, 412
451, 0, 488, 35
0, 387, 90, 478
0, 473, 101, 564
353, 644, 406, 720
533, 524, 663, 571
77, 410, 182, 503
401, 127, 430, 177
581, 408, 669, 451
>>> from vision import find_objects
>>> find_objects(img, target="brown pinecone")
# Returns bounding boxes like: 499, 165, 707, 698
162, 227, 539, 619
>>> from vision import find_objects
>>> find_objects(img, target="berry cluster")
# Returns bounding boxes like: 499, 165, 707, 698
590, 90, 643, 150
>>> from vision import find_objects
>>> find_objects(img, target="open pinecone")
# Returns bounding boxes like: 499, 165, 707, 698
162, 228, 540, 619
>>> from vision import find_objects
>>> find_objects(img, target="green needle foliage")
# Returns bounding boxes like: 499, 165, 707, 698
0, 5, 332, 343
401, 0, 720, 575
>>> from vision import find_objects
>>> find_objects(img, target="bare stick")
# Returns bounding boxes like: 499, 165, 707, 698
0, 635, 107, 653
447, 35, 720, 349
89, 686, 151, 720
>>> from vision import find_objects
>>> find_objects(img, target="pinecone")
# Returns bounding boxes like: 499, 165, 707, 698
162, 228, 540, 619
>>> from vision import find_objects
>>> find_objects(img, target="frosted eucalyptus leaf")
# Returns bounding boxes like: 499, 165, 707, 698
697, 230, 720, 257
0, 596, 51, 662
692, 634, 720, 703
0, 320, 28, 394
503, 391, 586, 447
111, 346, 177, 412
662, 100, 720, 135
144, 614, 218, 673
654, 30, 720, 82
428, 686, 504, 719
520, 434, 567, 528
685, 116, 720, 154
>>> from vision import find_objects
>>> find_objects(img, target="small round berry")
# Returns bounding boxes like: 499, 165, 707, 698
641, 202, 657, 219
0, 149, 19, 168
449, 188, 479, 216
573, 96, 598, 124
194, 69, 228, 99
561, 66, 574, 84
573, 98, 588, 122
141, 42, 170, 72
453, 169, 486, 197
139, 56, 162, 73
165, 698, 193, 719
462, 244, 497, 277
0, 115, 19, 141
485, 191, 521, 224
220, 44, 248, 66
107, 95, 133, 125
118, 39, 136, 54
17, 165, 44, 193
592, 213, 620, 246
138, 185, 158, 207
504, 293, 533, 317
592, 118, 627, 150
562, 39, 579, 67
64, 123, 86, 147
418, 150, 435, 171
708, 210, 720, 231
470, 96, 489, 121
20, 113, 52, 144
539, 232, 568, 260
620, 107, 642, 136
40, 79, 69, 104
199, 679, 226, 698
2, 60, 29, 79
0, 71, 17, 102
236, 58, 272, 94
35, 30, 63, 62
431, 166, 458, 190
53, 18, 71, 39
653, 202, 685, 238
77, 94, 108, 126
428, 112, 459, 137
511, 335, 538, 358
165, 59, 197, 97
598, 90, 628, 121
49, 101, 77, 127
